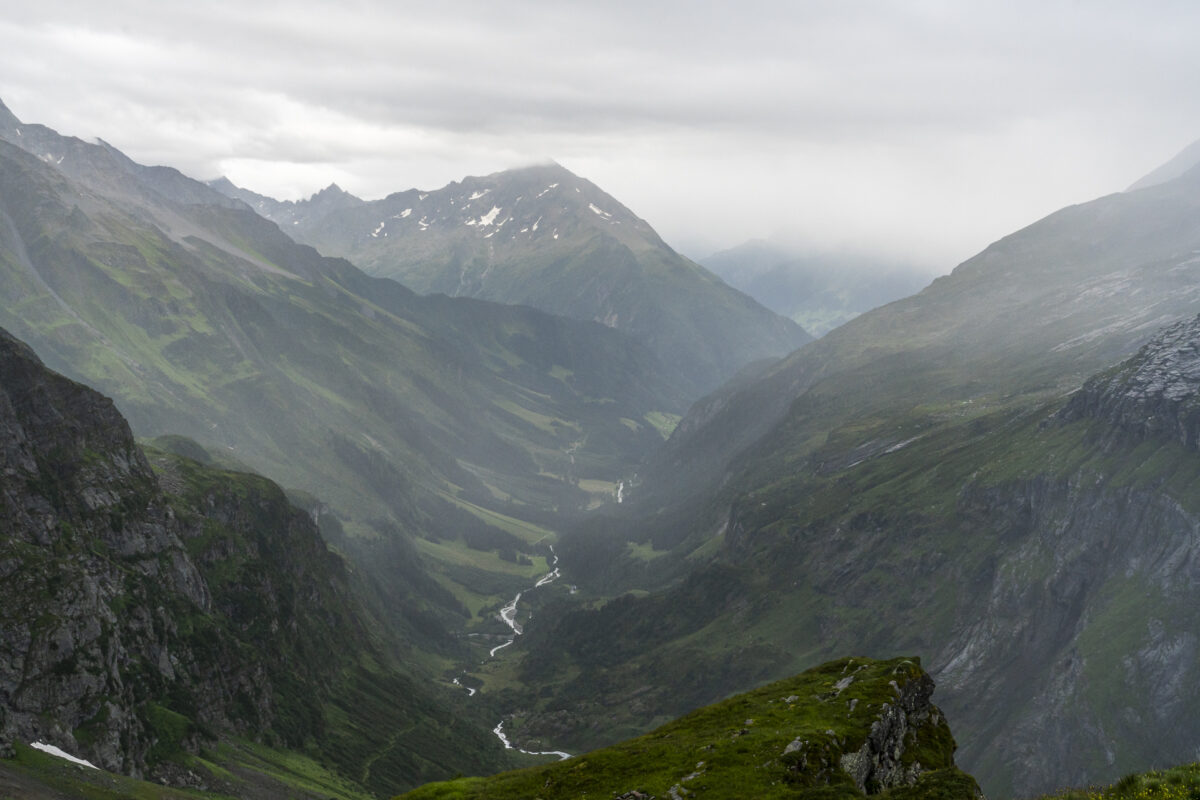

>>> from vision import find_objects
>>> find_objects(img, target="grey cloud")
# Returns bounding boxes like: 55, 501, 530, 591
2, 1, 1199, 264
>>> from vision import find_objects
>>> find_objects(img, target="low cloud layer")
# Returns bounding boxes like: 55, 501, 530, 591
3, 1, 1199, 268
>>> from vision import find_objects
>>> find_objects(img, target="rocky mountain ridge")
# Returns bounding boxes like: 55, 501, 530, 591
213, 162, 812, 396
638, 154, 1200, 515
1060, 313, 1200, 448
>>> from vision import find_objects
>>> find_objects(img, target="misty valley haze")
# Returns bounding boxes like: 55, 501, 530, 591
3, 4, 1200, 799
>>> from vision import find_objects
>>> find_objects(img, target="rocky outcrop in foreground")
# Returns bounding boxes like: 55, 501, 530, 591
399, 656, 981, 800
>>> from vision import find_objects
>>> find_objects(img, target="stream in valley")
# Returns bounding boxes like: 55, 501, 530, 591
480, 545, 572, 760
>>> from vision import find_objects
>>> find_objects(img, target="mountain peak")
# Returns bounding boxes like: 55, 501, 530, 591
305, 182, 364, 214
1127, 138, 1200, 191
501, 159, 576, 182
0, 97, 22, 134
313, 181, 355, 199
207, 175, 239, 193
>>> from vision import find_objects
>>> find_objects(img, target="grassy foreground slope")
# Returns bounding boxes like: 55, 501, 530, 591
1043, 763, 1200, 800
398, 657, 980, 800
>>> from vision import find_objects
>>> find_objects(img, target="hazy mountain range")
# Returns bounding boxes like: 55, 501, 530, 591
699, 240, 932, 336
3, 97, 1200, 800
211, 164, 810, 398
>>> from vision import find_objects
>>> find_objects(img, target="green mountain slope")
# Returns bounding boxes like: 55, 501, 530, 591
213, 163, 812, 396
0, 325, 506, 797
399, 656, 980, 800
640, 160, 1200, 518
498, 164, 1200, 796
0, 100, 691, 628
514, 314, 1200, 796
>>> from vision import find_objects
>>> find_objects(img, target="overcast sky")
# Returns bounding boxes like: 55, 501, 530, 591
2, 1, 1199, 269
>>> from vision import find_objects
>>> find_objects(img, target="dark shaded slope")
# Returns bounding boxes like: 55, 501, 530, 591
0, 326, 507, 795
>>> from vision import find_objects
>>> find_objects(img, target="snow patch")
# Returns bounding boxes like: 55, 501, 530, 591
418, 216, 430, 231
418, 193, 428, 200
393, 208, 412, 219
469, 189, 490, 200
536, 183, 559, 198
531, 215, 542, 232
371, 221, 385, 238
588, 203, 613, 219
31, 742, 98, 769
884, 436, 923, 454
473, 206, 502, 227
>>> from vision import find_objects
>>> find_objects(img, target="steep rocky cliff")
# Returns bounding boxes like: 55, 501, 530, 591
1059, 313, 1200, 448
0, 325, 212, 775
0, 326, 503, 793
936, 315, 1200, 792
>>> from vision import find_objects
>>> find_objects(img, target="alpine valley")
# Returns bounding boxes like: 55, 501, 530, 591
210, 163, 811, 398
4, 94, 1200, 800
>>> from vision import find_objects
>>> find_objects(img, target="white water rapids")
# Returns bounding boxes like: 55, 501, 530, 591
489, 545, 560, 655
493, 720, 570, 760
486, 545, 571, 759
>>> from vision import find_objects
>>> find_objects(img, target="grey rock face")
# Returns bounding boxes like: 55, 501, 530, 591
934, 319, 1200, 794
1061, 313, 1200, 449
840, 672, 939, 794
0, 327, 201, 774
0, 326, 358, 780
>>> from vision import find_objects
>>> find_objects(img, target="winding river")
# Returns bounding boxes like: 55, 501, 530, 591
493, 720, 570, 760
486, 545, 571, 760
